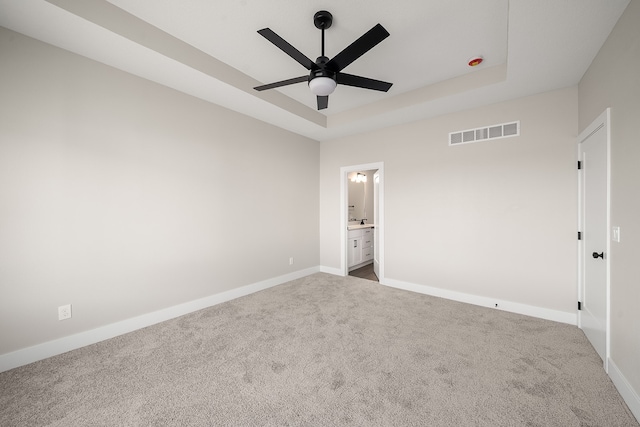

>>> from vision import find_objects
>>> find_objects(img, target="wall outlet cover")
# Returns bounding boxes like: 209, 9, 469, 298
58, 304, 72, 320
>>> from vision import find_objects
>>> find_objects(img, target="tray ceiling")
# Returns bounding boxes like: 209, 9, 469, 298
0, 0, 631, 141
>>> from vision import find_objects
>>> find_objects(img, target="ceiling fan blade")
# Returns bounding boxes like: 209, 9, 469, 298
336, 73, 393, 92
326, 24, 390, 72
254, 75, 308, 91
258, 28, 317, 70
317, 96, 328, 110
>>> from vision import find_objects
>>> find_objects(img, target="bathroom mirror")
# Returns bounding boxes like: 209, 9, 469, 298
348, 170, 375, 224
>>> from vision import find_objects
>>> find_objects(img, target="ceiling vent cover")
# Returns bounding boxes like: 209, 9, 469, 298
449, 121, 520, 146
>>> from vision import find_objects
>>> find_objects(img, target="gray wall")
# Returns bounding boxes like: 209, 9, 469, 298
0, 28, 319, 355
579, 0, 640, 404
320, 87, 578, 315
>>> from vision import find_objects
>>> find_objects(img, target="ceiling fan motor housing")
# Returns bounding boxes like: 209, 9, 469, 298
310, 56, 335, 81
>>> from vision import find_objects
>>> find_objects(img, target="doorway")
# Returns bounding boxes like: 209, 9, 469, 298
578, 108, 610, 370
340, 162, 384, 283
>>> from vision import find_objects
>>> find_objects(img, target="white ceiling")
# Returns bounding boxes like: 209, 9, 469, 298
0, 0, 630, 141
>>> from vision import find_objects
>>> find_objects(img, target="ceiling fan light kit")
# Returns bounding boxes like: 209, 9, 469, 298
308, 76, 337, 96
254, 10, 393, 110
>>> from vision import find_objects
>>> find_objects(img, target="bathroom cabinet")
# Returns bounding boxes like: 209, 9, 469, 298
348, 227, 374, 271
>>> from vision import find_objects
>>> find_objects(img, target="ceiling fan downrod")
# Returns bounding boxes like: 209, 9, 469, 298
313, 10, 332, 58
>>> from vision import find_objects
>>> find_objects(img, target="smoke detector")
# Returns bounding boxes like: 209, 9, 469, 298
468, 56, 484, 67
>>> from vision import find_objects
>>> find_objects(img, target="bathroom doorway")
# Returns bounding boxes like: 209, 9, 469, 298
340, 162, 384, 283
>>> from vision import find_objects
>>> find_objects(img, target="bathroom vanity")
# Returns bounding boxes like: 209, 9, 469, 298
347, 225, 374, 271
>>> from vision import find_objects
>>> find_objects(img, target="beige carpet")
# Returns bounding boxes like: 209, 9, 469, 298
1, 273, 637, 426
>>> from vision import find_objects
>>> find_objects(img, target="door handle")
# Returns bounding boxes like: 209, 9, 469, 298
592, 252, 604, 259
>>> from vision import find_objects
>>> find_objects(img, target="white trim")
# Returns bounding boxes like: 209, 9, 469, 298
383, 277, 577, 325
605, 108, 612, 373
577, 141, 583, 329
577, 108, 611, 371
340, 162, 384, 282
0, 266, 320, 373
319, 265, 343, 276
608, 358, 640, 423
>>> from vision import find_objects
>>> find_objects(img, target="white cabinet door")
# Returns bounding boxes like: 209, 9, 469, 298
348, 236, 363, 267
348, 227, 375, 269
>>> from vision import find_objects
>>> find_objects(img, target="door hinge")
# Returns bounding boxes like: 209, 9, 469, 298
577, 161, 582, 170
578, 231, 582, 240
578, 301, 582, 311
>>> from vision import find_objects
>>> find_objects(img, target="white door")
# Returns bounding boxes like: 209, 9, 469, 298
373, 171, 380, 279
578, 109, 609, 364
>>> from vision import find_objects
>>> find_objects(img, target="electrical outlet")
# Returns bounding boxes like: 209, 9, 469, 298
289, 257, 294, 265
58, 304, 72, 321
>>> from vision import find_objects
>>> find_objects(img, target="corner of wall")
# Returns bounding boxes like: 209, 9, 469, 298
0, 266, 321, 373
608, 358, 640, 422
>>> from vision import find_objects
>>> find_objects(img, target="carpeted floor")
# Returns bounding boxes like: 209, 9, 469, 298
0, 273, 637, 426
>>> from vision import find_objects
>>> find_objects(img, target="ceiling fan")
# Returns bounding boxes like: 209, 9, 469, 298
253, 10, 393, 110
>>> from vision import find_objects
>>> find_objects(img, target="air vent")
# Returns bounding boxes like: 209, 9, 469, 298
449, 121, 520, 146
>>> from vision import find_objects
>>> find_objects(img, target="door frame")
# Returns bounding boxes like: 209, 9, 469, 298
340, 162, 384, 282
373, 170, 380, 279
577, 108, 611, 371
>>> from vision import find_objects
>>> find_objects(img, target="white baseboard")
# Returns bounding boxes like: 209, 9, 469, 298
320, 265, 344, 276
0, 266, 320, 373
383, 277, 577, 325
608, 358, 640, 422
